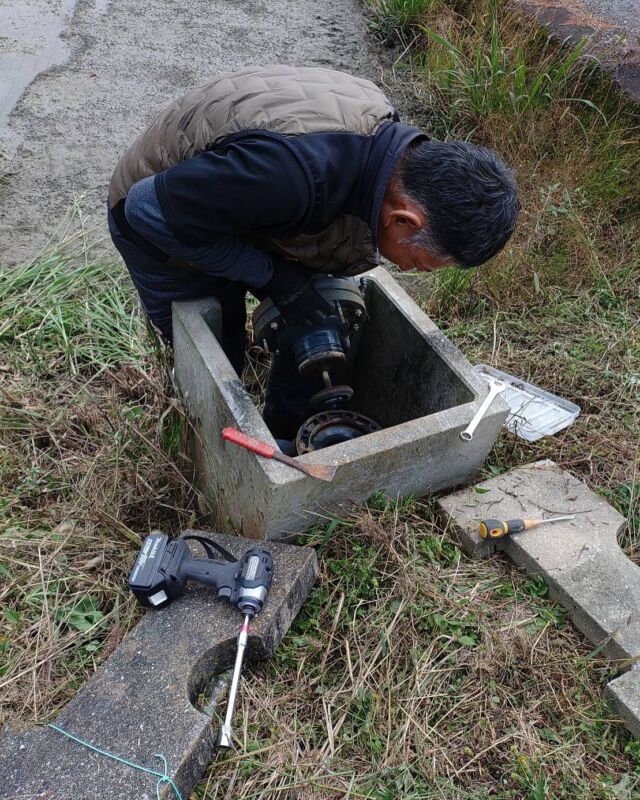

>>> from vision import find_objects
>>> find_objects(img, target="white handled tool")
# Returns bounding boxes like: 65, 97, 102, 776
217, 614, 250, 749
460, 378, 506, 441
216, 550, 273, 749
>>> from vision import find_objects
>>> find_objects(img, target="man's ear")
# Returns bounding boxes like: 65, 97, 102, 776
388, 208, 423, 231
379, 179, 427, 230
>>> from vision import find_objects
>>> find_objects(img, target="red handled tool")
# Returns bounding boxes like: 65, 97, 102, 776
222, 427, 336, 482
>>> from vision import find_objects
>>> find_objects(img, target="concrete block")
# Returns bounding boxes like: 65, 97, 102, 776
438, 461, 640, 736
173, 267, 509, 539
438, 460, 632, 657
0, 531, 319, 800
606, 668, 640, 739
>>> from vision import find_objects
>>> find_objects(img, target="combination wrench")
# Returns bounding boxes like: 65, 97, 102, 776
460, 377, 506, 441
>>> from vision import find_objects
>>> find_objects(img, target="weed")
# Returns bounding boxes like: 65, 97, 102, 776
416, 0, 601, 130
0, 217, 200, 724
0, 230, 147, 374
365, 0, 436, 45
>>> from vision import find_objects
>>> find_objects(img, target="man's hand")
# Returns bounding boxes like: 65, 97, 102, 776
260, 259, 336, 327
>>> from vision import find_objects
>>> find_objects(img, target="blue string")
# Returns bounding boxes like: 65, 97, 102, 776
47, 723, 183, 800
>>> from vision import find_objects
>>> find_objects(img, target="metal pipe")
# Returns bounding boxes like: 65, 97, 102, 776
217, 614, 250, 749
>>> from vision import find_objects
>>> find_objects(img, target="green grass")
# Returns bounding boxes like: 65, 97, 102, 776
417, 0, 599, 122
0, 208, 198, 724
0, 218, 146, 373
364, 0, 436, 44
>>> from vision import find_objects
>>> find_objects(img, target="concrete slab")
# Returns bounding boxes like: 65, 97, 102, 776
173, 268, 509, 540
604, 666, 640, 739
606, 667, 640, 738
437, 460, 640, 735
0, 530, 319, 800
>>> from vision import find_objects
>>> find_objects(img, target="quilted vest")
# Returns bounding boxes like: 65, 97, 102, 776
108, 65, 396, 274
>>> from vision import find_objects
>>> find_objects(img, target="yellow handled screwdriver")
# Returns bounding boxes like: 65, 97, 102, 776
479, 514, 575, 540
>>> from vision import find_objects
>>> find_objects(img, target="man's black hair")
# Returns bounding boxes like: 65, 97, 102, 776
397, 140, 519, 268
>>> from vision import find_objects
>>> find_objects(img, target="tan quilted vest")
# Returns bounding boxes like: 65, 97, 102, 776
108, 65, 395, 274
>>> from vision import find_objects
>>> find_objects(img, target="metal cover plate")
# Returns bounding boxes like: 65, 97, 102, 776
475, 364, 581, 442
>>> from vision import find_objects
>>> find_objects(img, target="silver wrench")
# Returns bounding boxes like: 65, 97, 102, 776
460, 377, 506, 441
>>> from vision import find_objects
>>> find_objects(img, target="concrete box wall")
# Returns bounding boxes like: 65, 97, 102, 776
173, 268, 507, 540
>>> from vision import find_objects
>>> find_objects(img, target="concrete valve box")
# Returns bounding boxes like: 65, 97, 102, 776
173, 268, 507, 539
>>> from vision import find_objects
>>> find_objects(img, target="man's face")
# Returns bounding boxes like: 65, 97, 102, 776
377, 181, 454, 272
378, 226, 454, 273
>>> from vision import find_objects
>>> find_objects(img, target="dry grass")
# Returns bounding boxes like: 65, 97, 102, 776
198, 503, 637, 798
0, 372, 196, 722
0, 213, 199, 725
1, 2, 639, 797
5, 220, 636, 796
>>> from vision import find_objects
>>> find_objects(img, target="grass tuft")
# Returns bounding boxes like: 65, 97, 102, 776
0, 211, 200, 724
365, 0, 436, 46
0, 210, 147, 374
418, 1, 600, 124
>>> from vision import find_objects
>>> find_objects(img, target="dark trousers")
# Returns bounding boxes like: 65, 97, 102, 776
108, 211, 321, 439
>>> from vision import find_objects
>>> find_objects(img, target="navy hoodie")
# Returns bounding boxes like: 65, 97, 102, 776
122, 121, 424, 287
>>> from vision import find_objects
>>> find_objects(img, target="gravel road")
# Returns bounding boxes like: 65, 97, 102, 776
0, 0, 382, 266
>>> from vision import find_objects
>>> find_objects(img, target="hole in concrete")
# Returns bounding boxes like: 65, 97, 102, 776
197, 669, 232, 718
188, 636, 237, 712
188, 635, 263, 715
